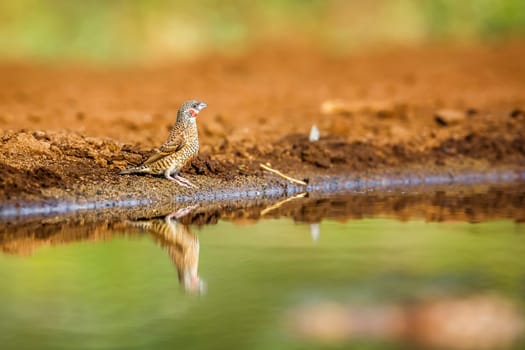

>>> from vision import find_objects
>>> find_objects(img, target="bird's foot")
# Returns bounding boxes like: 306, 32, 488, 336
175, 175, 198, 189
166, 174, 198, 188
167, 176, 193, 188
166, 205, 199, 220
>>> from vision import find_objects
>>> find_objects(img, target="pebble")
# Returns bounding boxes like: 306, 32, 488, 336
309, 125, 320, 142
434, 109, 466, 126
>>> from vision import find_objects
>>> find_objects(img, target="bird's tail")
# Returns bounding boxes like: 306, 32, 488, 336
124, 220, 154, 231
119, 165, 149, 175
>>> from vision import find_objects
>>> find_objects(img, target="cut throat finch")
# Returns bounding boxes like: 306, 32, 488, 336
120, 99, 207, 188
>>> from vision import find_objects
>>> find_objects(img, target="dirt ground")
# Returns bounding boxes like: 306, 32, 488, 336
1, 41, 524, 204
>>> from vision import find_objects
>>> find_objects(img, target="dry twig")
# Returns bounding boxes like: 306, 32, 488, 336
260, 163, 307, 186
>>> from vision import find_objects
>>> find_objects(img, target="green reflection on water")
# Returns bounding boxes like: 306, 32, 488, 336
0, 219, 524, 349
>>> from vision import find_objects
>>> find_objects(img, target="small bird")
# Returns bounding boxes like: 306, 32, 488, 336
120, 99, 207, 188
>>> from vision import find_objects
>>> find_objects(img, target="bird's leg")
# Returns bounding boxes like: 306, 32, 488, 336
174, 175, 198, 189
165, 170, 194, 188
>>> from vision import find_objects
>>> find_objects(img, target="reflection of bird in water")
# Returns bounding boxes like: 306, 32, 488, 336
127, 205, 205, 294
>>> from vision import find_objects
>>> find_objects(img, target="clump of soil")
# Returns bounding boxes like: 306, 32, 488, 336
0, 164, 61, 199
0, 41, 524, 203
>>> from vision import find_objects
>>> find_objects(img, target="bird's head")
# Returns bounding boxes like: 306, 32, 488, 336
180, 99, 208, 119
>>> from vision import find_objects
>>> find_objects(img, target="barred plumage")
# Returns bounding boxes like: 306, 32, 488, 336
120, 99, 207, 188
126, 206, 204, 294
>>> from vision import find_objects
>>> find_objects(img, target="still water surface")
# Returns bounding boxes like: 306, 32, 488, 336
1, 190, 524, 350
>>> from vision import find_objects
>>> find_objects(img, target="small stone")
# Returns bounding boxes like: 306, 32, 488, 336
434, 109, 465, 127
309, 125, 320, 142
32, 130, 47, 140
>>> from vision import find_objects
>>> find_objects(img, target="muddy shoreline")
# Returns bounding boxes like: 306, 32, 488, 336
1, 164, 524, 220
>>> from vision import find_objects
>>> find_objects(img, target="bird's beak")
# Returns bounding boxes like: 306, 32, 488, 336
197, 102, 208, 111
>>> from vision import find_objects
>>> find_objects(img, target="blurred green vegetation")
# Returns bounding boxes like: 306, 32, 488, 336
0, 218, 524, 349
0, 0, 524, 62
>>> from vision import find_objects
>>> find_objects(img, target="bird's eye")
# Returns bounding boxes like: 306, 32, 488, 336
192, 104, 198, 108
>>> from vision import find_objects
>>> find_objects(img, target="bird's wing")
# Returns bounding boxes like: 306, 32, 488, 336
142, 135, 185, 166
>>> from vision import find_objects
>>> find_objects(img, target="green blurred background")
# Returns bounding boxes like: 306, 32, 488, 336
0, 0, 524, 63
1, 218, 524, 349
